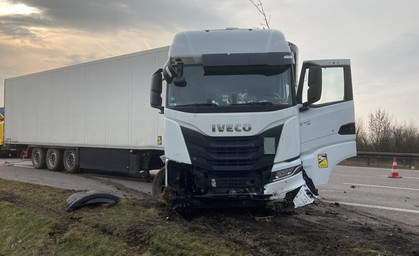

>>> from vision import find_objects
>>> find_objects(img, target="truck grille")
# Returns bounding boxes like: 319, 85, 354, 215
181, 125, 283, 172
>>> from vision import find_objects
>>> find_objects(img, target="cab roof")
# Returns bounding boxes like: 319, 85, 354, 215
169, 29, 291, 60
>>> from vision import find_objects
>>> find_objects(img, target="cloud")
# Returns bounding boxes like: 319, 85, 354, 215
0, 13, 52, 38
0, 0, 249, 76
4, 0, 232, 32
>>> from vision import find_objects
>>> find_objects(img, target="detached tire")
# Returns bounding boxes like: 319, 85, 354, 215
31, 148, 46, 169
46, 149, 63, 171
63, 149, 79, 173
152, 167, 166, 196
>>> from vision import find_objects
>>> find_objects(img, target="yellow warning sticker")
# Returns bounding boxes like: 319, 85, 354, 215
157, 136, 162, 145
318, 154, 328, 168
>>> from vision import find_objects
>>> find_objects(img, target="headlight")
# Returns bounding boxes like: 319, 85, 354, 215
269, 165, 302, 182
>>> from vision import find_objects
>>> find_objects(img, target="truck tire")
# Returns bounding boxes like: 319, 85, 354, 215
46, 149, 63, 171
152, 167, 166, 196
63, 149, 79, 173
31, 148, 46, 169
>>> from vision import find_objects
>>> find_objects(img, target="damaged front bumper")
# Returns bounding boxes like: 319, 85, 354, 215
166, 158, 319, 210
264, 168, 319, 208
171, 169, 319, 210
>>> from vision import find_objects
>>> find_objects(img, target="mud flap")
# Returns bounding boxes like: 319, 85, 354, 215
66, 191, 119, 212
292, 184, 320, 208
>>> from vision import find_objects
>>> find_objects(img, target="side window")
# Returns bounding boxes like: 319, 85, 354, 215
302, 67, 345, 105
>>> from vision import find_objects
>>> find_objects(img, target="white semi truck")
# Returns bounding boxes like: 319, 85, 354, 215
150, 29, 356, 209
4, 28, 356, 209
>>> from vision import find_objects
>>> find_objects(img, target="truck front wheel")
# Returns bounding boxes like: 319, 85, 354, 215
63, 149, 79, 173
31, 148, 46, 169
152, 167, 165, 196
46, 149, 63, 171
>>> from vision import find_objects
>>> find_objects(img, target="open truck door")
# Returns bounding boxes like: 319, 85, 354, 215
297, 59, 356, 186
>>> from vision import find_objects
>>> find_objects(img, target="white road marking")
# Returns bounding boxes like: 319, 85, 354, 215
323, 200, 419, 214
376, 175, 419, 180
343, 183, 419, 192
318, 189, 341, 193
12, 164, 34, 169
400, 176, 419, 180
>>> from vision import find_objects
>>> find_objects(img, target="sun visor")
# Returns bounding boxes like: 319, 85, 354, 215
203, 52, 294, 76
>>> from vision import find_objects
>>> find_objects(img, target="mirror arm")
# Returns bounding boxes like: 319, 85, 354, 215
299, 102, 310, 112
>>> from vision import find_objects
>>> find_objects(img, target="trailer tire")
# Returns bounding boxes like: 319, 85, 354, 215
63, 149, 79, 173
152, 167, 165, 196
46, 149, 63, 171
31, 148, 46, 169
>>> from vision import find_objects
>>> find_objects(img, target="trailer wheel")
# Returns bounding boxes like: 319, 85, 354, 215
152, 167, 166, 196
31, 148, 46, 169
46, 149, 63, 171
63, 149, 79, 173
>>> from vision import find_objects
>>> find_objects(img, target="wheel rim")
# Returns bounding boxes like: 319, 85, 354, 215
34, 151, 41, 165
65, 152, 75, 168
49, 153, 57, 166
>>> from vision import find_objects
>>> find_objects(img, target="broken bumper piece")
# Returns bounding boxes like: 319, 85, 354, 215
264, 171, 319, 208
292, 184, 320, 208
66, 190, 119, 212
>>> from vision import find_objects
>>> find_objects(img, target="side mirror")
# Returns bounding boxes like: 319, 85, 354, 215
150, 69, 164, 113
163, 61, 176, 83
299, 66, 322, 111
163, 59, 187, 87
306, 66, 322, 104
173, 62, 187, 87
173, 76, 186, 87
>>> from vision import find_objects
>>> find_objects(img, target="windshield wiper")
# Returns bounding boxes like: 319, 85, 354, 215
176, 103, 218, 107
232, 101, 273, 106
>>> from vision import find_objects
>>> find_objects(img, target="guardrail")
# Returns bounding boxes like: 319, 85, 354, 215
341, 151, 419, 170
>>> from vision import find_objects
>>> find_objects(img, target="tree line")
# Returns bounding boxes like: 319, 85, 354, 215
356, 109, 419, 153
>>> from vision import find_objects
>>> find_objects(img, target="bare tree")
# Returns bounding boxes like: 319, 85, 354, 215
355, 117, 370, 151
249, 0, 271, 29
392, 121, 419, 153
357, 109, 419, 153
368, 109, 392, 152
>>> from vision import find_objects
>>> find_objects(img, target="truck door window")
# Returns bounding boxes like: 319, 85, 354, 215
302, 67, 345, 105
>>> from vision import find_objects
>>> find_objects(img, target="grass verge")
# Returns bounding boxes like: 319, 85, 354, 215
0, 178, 246, 256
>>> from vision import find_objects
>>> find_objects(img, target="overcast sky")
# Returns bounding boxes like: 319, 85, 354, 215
1, 0, 418, 125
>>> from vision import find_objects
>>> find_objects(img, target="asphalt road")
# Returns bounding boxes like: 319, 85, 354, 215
0, 158, 418, 227
318, 165, 419, 227
0, 158, 155, 199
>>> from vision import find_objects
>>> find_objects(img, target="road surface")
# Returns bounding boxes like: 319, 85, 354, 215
0, 158, 155, 199
318, 165, 419, 227
0, 158, 418, 227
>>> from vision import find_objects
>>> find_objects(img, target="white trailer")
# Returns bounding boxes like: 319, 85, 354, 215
4, 47, 169, 175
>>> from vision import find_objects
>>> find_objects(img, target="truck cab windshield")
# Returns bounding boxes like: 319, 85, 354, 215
167, 65, 294, 113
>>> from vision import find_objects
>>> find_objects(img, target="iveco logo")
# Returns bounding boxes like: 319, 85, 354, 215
211, 123, 252, 132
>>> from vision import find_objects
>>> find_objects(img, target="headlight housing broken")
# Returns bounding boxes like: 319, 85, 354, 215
269, 165, 302, 183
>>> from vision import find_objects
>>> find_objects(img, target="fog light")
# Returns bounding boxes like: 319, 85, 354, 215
269, 165, 301, 182
211, 178, 217, 188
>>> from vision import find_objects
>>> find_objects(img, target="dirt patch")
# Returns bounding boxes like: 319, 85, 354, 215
155, 201, 419, 256
117, 196, 419, 256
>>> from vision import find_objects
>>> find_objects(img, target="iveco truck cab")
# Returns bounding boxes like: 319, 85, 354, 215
151, 28, 356, 209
